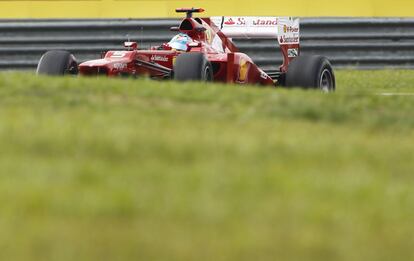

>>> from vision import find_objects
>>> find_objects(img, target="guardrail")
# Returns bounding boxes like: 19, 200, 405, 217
1, 18, 414, 70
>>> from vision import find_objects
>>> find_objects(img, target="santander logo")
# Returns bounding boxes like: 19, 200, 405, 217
253, 19, 278, 26
224, 18, 235, 25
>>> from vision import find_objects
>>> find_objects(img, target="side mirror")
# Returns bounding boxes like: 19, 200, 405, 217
124, 41, 138, 50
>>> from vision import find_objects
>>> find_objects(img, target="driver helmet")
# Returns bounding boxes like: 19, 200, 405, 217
168, 33, 192, 51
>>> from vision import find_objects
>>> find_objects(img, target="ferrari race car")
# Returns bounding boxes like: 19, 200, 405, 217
36, 8, 335, 91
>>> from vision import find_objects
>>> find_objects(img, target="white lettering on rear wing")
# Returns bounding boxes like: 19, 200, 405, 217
210, 16, 300, 45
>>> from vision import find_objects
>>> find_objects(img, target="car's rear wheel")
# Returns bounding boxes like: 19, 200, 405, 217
36, 50, 78, 76
285, 55, 335, 92
174, 53, 213, 81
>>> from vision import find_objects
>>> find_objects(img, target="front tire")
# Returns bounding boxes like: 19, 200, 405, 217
36, 50, 78, 76
285, 55, 335, 92
174, 53, 213, 82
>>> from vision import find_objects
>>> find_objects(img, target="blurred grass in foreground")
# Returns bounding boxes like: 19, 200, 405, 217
0, 70, 413, 261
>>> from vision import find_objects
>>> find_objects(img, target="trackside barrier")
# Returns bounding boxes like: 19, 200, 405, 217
1, 18, 414, 70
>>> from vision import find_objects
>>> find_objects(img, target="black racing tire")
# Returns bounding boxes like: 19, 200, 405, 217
285, 55, 335, 91
36, 50, 78, 76
174, 52, 213, 82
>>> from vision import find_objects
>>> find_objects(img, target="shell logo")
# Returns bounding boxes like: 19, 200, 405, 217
239, 59, 249, 82
205, 29, 212, 44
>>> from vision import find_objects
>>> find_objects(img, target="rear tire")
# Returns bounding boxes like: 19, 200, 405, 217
174, 53, 213, 82
285, 55, 335, 92
36, 50, 78, 76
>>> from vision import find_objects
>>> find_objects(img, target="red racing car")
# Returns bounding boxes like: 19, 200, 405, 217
37, 8, 335, 91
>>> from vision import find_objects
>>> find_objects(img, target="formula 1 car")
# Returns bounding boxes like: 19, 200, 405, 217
36, 8, 335, 91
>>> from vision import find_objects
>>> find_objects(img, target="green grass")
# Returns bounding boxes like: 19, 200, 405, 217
0, 70, 413, 260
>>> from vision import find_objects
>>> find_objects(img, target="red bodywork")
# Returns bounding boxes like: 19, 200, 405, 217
78, 9, 299, 86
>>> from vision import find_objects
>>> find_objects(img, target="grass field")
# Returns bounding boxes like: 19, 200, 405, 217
0, 71, 413, 260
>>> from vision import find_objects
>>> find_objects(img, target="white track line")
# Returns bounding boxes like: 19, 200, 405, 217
378, 93, 414, 96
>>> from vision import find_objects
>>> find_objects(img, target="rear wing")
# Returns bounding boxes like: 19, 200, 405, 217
210, 16, 300, 71
210, 17, 299, 44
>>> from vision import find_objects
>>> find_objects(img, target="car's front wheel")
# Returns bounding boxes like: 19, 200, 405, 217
173, 53, 213, 82
36, 50, 78, 76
